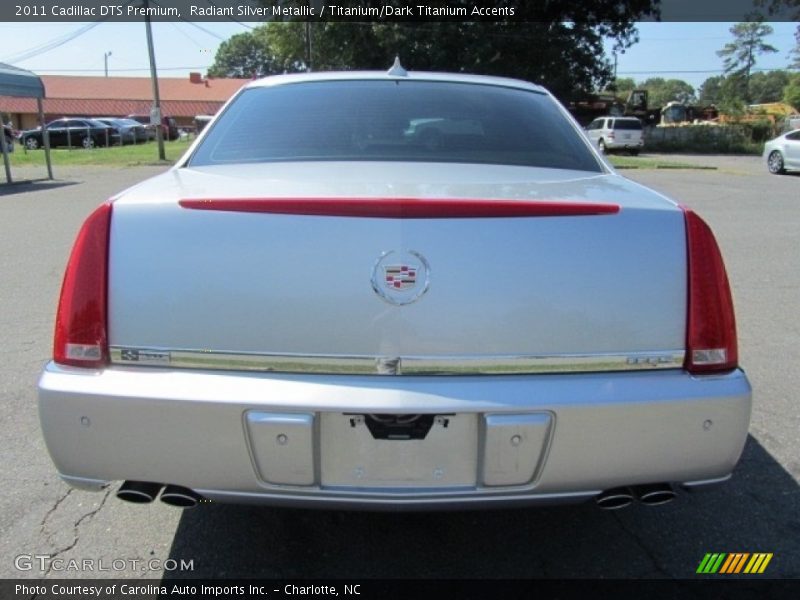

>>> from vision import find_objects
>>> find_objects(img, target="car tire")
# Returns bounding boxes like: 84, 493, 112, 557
598, 139, 608, 154
25, 136, 39, 150
767, 150, 785, 175
81, 136, 95, 149
630, 149, 640, 156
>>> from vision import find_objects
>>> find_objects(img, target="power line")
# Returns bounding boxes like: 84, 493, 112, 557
168, 21, 207, 49
2, 22, 104, 64
2, 1, 135, 64
33, 66, 211, 73
150, 0, 226, 40
180, 19, 227, 41
618, 67, 792, 74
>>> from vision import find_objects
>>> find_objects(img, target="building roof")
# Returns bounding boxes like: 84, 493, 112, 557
0, 74, 248, 118
0, 62, 45, 98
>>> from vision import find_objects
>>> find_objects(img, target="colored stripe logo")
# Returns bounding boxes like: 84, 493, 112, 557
697, 553, 773, 574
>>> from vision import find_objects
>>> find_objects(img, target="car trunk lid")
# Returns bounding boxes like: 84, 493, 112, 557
106, 162, 687, 374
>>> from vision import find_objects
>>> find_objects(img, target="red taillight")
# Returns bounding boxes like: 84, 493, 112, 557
682, 207, 738, 374
53, 203, 112, 368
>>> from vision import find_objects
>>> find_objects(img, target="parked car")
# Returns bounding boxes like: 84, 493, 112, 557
39, 68, 751, 511
20, 118, 117, 150
126, 113, 179, 141
585, 116, 644, 155
763, 129, 800, 174
94, 117, 148, 144
193, 114, 214, 135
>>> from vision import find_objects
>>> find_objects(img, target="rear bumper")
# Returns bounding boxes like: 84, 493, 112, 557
607, 140, 644, 150
38, 363, 751, 509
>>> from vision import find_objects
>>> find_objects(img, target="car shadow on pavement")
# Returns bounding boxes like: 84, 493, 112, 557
0, 179, 79, 197
162, 434, 798, 579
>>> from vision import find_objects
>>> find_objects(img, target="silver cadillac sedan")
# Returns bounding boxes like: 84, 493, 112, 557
38, 67, 752, 511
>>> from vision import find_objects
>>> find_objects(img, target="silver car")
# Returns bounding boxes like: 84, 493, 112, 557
95, 117, 148, 145
585, 116, 644, 155
764, 129, 800, 174
38, 68, 751, 511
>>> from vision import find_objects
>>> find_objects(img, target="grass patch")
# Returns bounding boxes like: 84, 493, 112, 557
608, 155, 717, 170
6, 139, 192, 167
6, 141, 717, 171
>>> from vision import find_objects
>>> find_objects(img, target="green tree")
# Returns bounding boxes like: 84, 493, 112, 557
207, 28, 294, 78
639, 77, 696, 107
607, 77, 637, 95
718, 75, 749, 115
266, 22, 387, 72
753, 2, 800, 67
246, 1, 659, 100
754, 0, 800, 20
698, 75, 726, 105
784, 73, 800, 109
790, 25, 800, 69
716, 21, 779, 102
748, 70, 790, 103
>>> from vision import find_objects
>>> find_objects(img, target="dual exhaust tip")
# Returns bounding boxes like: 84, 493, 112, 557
595, 483, 677, 510
118, 480, 676, 510
116, 481, 203, 508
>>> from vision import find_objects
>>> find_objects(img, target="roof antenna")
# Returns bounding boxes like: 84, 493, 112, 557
387, 56, 408, 77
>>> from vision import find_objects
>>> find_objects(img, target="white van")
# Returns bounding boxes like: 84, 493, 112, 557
585, 116, 644, 155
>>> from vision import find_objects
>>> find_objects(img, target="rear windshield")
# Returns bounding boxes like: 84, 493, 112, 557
188, 80, 602, 172
612, 119, 642, 130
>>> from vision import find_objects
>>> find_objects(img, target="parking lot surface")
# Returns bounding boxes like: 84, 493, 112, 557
0, 156, 797, 579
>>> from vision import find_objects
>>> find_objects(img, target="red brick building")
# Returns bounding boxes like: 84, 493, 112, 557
0, 73, 249, 130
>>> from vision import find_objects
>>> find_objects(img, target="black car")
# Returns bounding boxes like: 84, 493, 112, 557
20, 118, 118, 150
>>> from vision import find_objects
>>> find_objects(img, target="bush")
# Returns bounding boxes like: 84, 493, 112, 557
643, 124, 762, 154
741, 119, 775, 143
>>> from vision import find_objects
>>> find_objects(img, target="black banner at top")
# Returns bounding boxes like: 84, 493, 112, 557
1, 0, 798, 23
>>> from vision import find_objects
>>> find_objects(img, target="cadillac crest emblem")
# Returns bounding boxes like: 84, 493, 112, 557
371, 250, 430, 305
384, 265, 417, 290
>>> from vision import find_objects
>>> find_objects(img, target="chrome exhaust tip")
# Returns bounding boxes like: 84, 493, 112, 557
633, 483, 677, 506
159, 485, 203, 509
117, 481, 163, 504
595, 487, 634, 510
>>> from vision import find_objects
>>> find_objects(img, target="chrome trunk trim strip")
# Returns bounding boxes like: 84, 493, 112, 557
110, 347, 684, 375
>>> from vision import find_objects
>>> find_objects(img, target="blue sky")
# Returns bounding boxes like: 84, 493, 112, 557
0, 21, 797, 94
608, 22, 798, 90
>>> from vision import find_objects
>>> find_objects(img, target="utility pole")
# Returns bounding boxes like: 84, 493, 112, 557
104, 51, 112, 77
305, 22, 312, 71
613, 52, 618, 81
143, 0, 165, 160
305, 1, 322, 71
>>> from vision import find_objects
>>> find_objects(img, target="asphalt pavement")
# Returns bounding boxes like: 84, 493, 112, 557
0, 156, 797, 581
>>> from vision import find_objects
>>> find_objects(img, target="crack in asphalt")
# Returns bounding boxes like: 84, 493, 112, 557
42, 487, 112, 577
612, 512, 672, 578
39, 487, 73, 534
